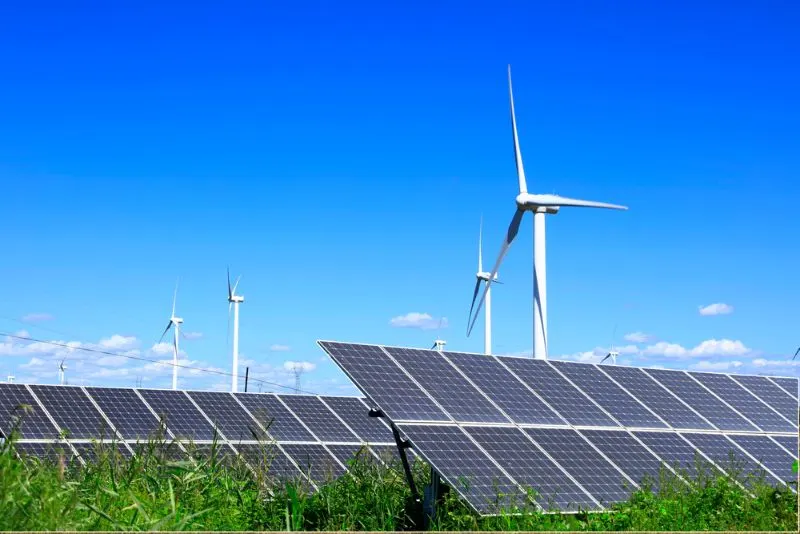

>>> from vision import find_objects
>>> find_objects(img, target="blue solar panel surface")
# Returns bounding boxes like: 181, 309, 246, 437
729, 375, 798, 427
727, 434, 796, 487
282, 443, 345, 484
319, 396, 393, 443
770, 377, 798, 398
678, 433, 771, 486
0, 384, 58, 439
234, 393, 315, 441
187, 391, 268, 442
280, 395, 360, 442
86, 387, 164, 440
579, 429, 667, 493
632, 431, 721, 478
30, 385, 115, 439
138, 389, 217, 441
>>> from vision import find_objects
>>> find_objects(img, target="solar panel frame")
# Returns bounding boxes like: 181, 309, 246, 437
279, 395, 361, 442
729, 375, 799, 427
0, 384, 60, 439
29, 385, 118, 440
769, 435, 798, 456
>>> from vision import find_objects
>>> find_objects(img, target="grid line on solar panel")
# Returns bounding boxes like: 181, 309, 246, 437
398, 424, 529, 514
729, 375, 798, 427
768, 377, 799, 399
727, 435, 796, 487
233, 393, 316, 442
679, 433, 777, 487
442, 351, 566, 426
600, 366, 713, 430
137, 389, 219, 441
233, 443, 308, 482
317, 342, 448, 422
768, 435, 797, 457
643, 369, 758, 432
549, 361, 667, 429
186, 391, 269, 442
632, 431, 724, 479
525, 428, 635, 506
29, 385, 118, 440
465, 425, 598, 512
14, 441, 76, 461
499, 357, 618, 427
318, 396, 394, 443
279, 395, 361, 442
688, 372, 793, 433
383, 347, 509, 423
0, 384, 59, 439
86, 387, 168, 441
281, 443, 346, 485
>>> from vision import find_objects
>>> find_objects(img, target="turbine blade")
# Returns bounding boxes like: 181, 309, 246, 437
533, 194, 628, 210
232, 275, 241, 296
158, 321, 173, 344
172, 279, 179, 317
430, 343, 437, 350
508, 64, 527, 195
467, 208, 525, 336
227, 302, 232, 346
478, 215, 483, 273
601, 353, 611, 363
467, 278, 482, 328
793, 347, 800, 360
227, 266, 232, 299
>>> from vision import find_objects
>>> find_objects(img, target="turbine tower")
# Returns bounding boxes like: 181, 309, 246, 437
6, 374, 14, 384
58, 359, 67, 385
468, 65, 628, 360
601, 325, 619, 365
227, 268, 244, 392
430, 317, 446, 351
468, 216, 501, 354
158, 281, 184, 390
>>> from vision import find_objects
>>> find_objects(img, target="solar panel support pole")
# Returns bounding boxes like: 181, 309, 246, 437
387, 421, 420, 502
244, 367, 249, 392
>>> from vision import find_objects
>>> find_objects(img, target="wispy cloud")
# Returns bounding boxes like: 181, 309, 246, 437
698, 303, 734, 316
183, 331, 203, 340
623, 331, 652, 343
643, 338, 750, 358
389, 312, 448, 330
270, 344, 291, 352
283, 360, 317, 372
22, 313, 54, 323
99, 335, 139, 351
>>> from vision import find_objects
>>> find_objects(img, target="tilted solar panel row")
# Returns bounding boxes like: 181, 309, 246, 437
318, 341, 799, 514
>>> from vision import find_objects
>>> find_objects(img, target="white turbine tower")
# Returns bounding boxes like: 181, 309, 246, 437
158, 282, 184, 390
431, 318, 446, 351
468, 65, 628, 360
58, 359, 67, 385
6, 374, 14, 383
468, 216, 501, 355
227, 268, 244, 393
601, 325, 619, 365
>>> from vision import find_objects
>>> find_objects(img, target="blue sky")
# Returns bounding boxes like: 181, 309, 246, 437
1, 1, 798, 392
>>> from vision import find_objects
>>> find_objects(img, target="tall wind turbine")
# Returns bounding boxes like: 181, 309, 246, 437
227, 268, 244, 392
158, 282, 184, 390
58, 359, 67, 385
468, 216, 501, 354
601, 325, 619, 365
467, 65, 628, 360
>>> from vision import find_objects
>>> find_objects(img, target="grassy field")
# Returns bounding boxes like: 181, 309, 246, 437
0, 436, 797, 531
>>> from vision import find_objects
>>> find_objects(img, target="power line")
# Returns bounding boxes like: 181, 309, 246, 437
0, 332, 317, 395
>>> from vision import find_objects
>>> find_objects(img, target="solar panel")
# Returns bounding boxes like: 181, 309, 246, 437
398, 424, 527, 513
550, 361, 666, 428
443, 351, 565, 425
578, 429, 668, 493
326, 444, 372, 467
86, 387, 166, 440
319, 396, 394, 443
137, 389, 218, 441
526, 428, 633, 506
281, 443, 346, 485
234, 393, 315, 442
465, 425, 596, 511
187, 391, 268, 442
0, 384, 59, 439
729, 375, 798, 426
318, 342, 447, 422
185, 443, 239, 464
500, 358, 617, 427
383, 347, 508, 423
280, 395, 360, 442
14, 441, 73, 462
632, 431, 722, 479
689, 372, 793, 433
770, 377, 798, 398
679, 433, 773, 486
601, 366, 713, 430
727, 435, 796, 487
369, 444, 406, 465
233, 443, 306, 482
769, 435, 797, 456
642, 370, 758, 431
71, 442, 132, 462
29, 385, 116, 440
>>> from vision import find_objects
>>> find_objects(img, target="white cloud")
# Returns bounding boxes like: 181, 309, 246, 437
283, 360, 316, 372
183, 331, 203, 340
643, 338, 750, 358
22, 313, 54, 322
270, 344, 291, 352
99, 335, 139, 350
95, 355, 130, 367
690, 360, 744, 372
698, 303, 734, 316
752, 358, 800, 368
150, 342, 175, 356
623, 332, 652, 343
389, 312, 448, 330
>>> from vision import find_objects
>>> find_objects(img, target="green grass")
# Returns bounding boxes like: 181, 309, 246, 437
0, 435, 796, 531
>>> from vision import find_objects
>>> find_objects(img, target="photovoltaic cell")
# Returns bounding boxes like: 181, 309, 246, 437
679, 433, 771, 485
280, 395, 360, 442
501, 358, 617, 427
320, 396, 394, 443
579, 429, 666, 492
87, 387, 165, 440
187, 391, 268, 442
601, 366, 713, 430
643, 370, 758, 432
384, 347, 508, 423
730, 375, 798, 426
30, 385, 116, 439
444, 351, 565, 425
727, 435, 796, 487
138, 389, 218, 441
770, 435, 797, 456
399, 424, 527, 514
370, 444, 405, 465
689, 372, 793, 433
466, 426, 596, 512
550, 361, 666, 428
0, 384, 59, 438
769, 377, 798, 398
234, 443, 306, 481
318, 342, 447, 422
632, 431, 722, 479
526, 428, 632, 506
234, 393, 315, 442
71, 442, 132, 462
282, 443, 345, 484
14, 441, 73, 462
326, 444, 371, 467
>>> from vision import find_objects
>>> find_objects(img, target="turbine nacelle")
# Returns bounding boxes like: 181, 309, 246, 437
228, 295, 244, 303
477, 271, 499, 282
171, 316, 184, 325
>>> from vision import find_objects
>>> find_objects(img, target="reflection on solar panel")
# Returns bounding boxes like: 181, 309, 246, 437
0, 384, 58, 439
187, 391, 267, 442
30, 385, 116, 440
280, 395, 360, 442
234, 393, 314, 441
550, 361, 666, 428
727, 434, 796, 486
138, 390, 218, 441
319, 396, 393, 443
729, 375, 798, 427
282, 443, 345, 484
444, 351, 565, 425
87, 388, 165, 440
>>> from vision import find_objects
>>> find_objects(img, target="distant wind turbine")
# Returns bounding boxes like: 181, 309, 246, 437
600, 325, 619, 365
227, 268, 244, 393
468, 216, 501, 355
431, 318, 446, 351
467, 65, 628, 360
58, 359, 67, 385
793, 347, 799, 361
158, 280, 184, 390
6, 374, 14, 384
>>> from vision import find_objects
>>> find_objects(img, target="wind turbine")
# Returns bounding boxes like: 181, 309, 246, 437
793, 347, 799, 361
158, 281, 184, 390
227, 268, 244, 392
58, 359, 67, 385
467, 65, 628, 360
431, 318, 447, 351
468, 216, 502, 354
600, 325, 619, 365
6, 374, 14, 383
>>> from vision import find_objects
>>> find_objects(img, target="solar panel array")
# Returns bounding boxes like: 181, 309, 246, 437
0, 384, 399, 490
318, 341, 799, 514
